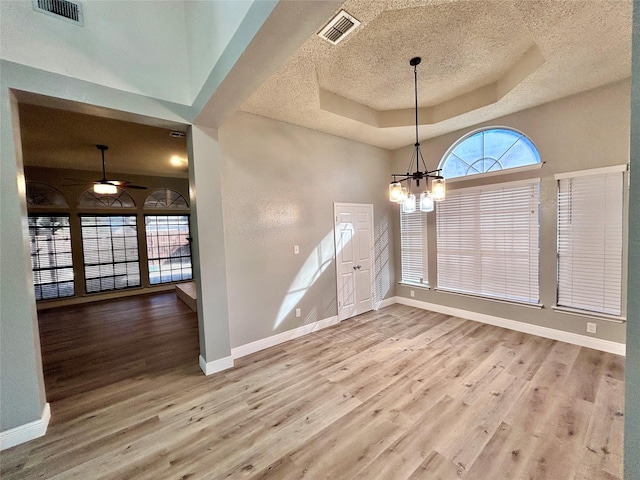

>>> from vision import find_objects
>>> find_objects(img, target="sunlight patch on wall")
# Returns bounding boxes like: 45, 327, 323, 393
374, 216, 391, 307
274, 225, 350, 329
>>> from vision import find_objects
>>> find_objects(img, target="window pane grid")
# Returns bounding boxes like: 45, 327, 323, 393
557, 173, 623, 315
436, 180, 540, 304
145, 215, 192, 285
440, 128, 541, 179
28, 215, 75, 300
81, 215, 140, 293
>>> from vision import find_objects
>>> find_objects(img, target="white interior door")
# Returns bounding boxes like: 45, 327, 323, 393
334, 203, 374, 321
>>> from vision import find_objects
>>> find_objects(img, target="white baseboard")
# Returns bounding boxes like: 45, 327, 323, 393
231, 315, 340, 359
375, 297, 397, 310
199, 355, 234, 376
392, 296, 626, 356
0, 402, 50, 451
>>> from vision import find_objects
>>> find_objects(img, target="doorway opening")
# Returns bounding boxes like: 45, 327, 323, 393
14, 94, 201, 405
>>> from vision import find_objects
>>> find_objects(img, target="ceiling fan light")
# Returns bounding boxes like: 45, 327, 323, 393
94, 182, 118, 195
432, 178, 446, 202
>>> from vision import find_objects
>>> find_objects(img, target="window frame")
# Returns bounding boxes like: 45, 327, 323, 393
439, 126, 541, 181
399, 207, 429, 287
79, 214, 141, 294
144, 214, 193, 285
435, 178, 541, 306
554, 165, 627, 320
28, 214, 75, 301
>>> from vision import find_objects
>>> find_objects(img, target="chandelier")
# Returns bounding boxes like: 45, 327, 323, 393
389, 57, 445, 212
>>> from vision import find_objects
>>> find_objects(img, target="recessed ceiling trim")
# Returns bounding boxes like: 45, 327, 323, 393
317, 10, 360, 45
318, 44, 545, 129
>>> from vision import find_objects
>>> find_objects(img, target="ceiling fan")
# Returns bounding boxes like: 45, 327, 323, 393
66, 145, 147, 193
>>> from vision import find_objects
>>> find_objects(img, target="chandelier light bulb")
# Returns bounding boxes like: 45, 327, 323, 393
402, 193, 416, 213
389, 182, 404, 202
420, 191, 434, 212
432, 178, 446, 202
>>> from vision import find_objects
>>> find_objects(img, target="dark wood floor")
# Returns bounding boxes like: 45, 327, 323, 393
37, 292, 200, 402
0, 294, 625, 479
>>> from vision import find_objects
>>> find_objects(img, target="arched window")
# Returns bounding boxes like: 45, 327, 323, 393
439, 127, 540, 179
78, 188, 136, 208
144, 189, 189, 208
26, 182, 68, 207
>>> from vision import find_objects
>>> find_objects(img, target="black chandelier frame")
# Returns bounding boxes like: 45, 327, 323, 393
390, 57, 444, 188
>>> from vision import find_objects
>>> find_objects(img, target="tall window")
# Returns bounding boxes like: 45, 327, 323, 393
439, 127, 540, 179
80, 215, 140, 293
556, 167, 625, 316
436, 179, 540, 304
145, 215, 192, 284
400, 209, 428, 285
28, 215, 74, 300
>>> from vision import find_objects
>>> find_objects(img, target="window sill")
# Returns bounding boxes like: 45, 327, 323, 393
434, 288, 543, 309
551, 306, 626, 324
398, 282, 430, 290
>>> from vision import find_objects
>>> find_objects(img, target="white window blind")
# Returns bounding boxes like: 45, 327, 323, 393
81, 215, 141, 293
557, 169, 624, 316
436, 179, 540, 303
400, 208, 428, 285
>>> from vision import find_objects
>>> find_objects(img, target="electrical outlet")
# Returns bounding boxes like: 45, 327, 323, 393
295, 308, 301, 318
587, 322, 597, 334
410, 290, 415, 297
294, 245, 299, 255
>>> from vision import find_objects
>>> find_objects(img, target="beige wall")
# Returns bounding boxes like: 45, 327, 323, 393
391, 79, 630, 344
219, 112, 396, 348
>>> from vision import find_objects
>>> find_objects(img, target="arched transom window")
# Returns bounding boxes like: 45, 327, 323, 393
439, 127, 540, 179
78, 188, 136, 208
26, 182, 68, 207
144, 189, 189, 209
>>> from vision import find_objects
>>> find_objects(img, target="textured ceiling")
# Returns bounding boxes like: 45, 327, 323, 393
240, 0, 632, 150
19, 104, 189, 178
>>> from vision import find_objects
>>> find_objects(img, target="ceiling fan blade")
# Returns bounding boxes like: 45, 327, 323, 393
106, 179, 128, 186
94, 147, 149, 190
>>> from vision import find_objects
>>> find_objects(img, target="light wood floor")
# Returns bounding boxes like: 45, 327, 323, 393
0, 294, 625, 479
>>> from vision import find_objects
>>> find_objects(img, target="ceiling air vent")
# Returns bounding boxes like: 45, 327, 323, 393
318, 10, 360, 45
32, 0, 84, 26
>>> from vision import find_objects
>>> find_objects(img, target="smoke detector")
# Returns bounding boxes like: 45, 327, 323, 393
318, 10, 360, 45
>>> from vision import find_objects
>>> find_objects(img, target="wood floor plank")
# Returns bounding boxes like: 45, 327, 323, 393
0, 295, 625, 480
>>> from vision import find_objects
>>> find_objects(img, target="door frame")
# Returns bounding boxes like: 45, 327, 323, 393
333, 202, 375, 322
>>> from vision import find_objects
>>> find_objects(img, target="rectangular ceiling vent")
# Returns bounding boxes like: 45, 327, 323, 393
32, 0, 84, 26
318, 10, 360, 45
